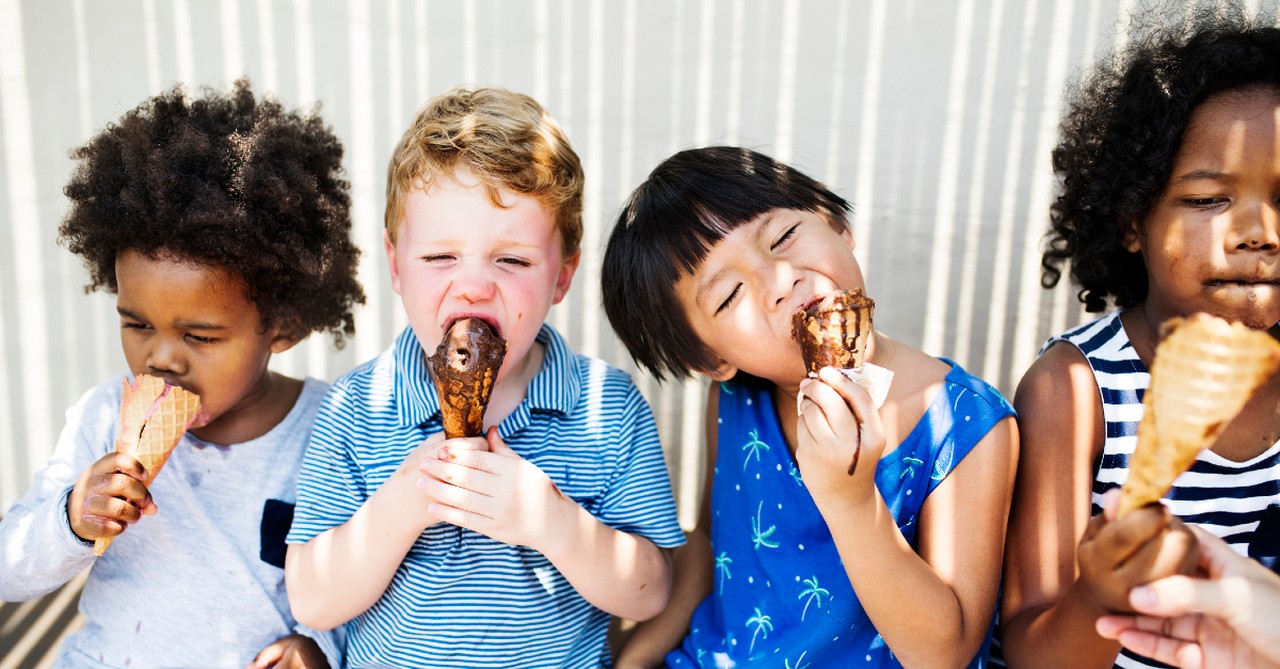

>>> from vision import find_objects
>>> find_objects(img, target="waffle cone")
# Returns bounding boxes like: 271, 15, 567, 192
430, 318, 507, 439
1118, 314, 1280, 517
94, 375, 202, 555
792, 288, 876, 375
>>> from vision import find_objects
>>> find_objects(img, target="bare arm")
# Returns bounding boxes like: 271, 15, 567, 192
998, 343, 1121, 668
614, 385, 720, 668
798, 367, 1018, 669
285, 434, 452, 630
1000, 343, 1195, 669
422, 429, 674, 621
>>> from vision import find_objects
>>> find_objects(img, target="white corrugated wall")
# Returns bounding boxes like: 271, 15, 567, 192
3, 0, 1276, 531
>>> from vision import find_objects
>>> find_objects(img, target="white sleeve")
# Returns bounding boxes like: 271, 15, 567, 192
0, 379, 120, 601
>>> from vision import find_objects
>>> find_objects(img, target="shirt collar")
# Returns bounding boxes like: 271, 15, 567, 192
392, 323, 581, 428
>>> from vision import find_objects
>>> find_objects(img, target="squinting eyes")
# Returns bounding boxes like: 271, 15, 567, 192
771, 224, 799, 250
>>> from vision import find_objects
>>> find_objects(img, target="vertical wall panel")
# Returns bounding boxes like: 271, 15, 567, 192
3, 0, 1274, 523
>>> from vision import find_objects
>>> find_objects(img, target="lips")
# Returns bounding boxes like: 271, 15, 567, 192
442, 314, 502, 338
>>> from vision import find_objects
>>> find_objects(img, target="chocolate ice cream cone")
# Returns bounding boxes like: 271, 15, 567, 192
430, 318, 507, 439
792, 288, 876, 376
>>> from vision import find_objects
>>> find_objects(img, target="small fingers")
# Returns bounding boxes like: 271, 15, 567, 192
420, 459, 496, 495
427, 501, 487, 530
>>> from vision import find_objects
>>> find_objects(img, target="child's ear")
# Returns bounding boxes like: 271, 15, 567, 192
701, 358, 738, 382
840, 225, 855, 251
552, 251, 582, 305
1122, 220, 1143, 253
384, 229, 403, 295
267, 322, 304, 354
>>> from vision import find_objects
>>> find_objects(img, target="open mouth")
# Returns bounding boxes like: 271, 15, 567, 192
444, 315, 502, 338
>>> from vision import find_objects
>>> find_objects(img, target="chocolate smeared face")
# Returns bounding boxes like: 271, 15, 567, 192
430, 317, 508, 438
791, 288, 875, 376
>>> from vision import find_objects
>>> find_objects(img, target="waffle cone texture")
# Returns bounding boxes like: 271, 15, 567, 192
1118, 314, 1280, 517
93, 375, 202, 556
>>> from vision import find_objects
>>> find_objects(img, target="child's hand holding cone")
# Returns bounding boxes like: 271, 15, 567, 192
67, 375, 201, 555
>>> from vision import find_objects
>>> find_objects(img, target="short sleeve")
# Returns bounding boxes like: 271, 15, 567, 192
287, 381, 370, 545
590, 381, 686, 549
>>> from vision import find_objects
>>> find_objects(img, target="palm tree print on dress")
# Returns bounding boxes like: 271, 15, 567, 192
715, 552, 733, 594
787, 460, 803, 486
797, 576, 831, 621
900, 456, 924, 482
741, 428, 770, 472
746, 607, 773, 653
784, 651, 810, 669
751, 501, 779, 550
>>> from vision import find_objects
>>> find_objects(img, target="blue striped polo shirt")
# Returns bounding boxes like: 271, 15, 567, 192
288, 323, 686, 668
1052, 311, 1280, 669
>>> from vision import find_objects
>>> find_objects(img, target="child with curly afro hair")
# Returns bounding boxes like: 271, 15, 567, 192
1000, 11, 1280, 669
0, 79, 364, 669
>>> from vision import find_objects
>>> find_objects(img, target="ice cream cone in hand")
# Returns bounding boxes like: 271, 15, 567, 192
792, 288, 875, 376
430, 318, 508, 439
95, 375, 202, 555
1118, 313, 1280, 517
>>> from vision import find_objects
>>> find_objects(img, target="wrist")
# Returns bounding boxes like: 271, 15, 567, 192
534, 494, 586, 559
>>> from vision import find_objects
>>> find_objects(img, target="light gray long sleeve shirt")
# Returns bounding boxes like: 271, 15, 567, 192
0, 375, 341, 668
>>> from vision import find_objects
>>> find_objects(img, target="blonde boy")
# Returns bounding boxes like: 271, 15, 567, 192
285, 88, 684, 667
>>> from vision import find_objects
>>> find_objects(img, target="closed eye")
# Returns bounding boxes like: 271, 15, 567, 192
186, 333, 218, 344
715, 284, 741, 315
499, 257, 532, 268
121, 321, 150, 332
1181, 196, 1228, 208
420, 254, 454, 263
771, 224, 799, 250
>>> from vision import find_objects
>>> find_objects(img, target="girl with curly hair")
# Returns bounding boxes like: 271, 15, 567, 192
999, 12, 1280, 669
0, 80, 364, 668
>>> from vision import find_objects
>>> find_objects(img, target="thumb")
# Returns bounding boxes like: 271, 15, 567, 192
1100, 488, 1122, 521
485, 426, 515, 456
247, 641, 285, 669
1189, 525, 1239, 578
1130, 574, 1228, 618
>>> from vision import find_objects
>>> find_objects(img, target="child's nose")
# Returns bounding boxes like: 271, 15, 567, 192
768, 262, 803, 309
453, 266, 498, 303
1233, 203, 1280, 251
145, 338, 185, 376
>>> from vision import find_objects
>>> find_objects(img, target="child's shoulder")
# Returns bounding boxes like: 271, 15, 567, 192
541, 323, 642, 391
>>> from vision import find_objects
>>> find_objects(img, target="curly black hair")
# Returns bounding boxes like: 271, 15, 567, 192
1043, 10, 1280, 312
58, 79, 365, 346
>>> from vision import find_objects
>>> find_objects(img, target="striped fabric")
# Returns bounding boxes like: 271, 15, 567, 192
288, 324, 686, 668
1053, 310, 1280, 669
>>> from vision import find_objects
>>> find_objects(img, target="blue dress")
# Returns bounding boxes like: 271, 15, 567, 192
667, 361, 1014, 668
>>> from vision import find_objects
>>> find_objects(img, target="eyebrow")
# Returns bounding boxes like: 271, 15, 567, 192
117, 307, 226, 330
696, 268, 728, 309
1172, 169, 1231, 183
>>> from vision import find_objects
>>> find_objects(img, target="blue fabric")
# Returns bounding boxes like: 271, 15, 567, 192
289, 324, 685, 668
668, 361, 1013, 668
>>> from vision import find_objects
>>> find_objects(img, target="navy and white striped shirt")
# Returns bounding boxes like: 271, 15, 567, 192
288, 324, 686, 668
1054, 310, 1280, 669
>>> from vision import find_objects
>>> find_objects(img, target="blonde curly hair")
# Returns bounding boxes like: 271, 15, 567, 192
384, 87, 584, 256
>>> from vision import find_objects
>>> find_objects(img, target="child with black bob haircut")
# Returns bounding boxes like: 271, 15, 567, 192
0, 79, 364, 668
603, 146, 1018, 668
1000, 10, 1280, 669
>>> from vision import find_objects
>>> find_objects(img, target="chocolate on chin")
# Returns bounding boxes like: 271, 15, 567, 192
430, 317, 508, 439
791, 288, 876, 376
